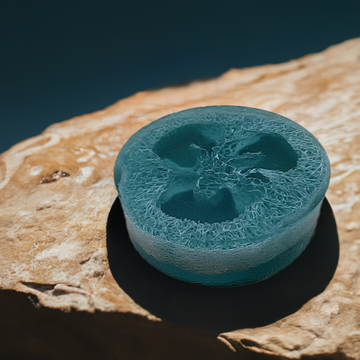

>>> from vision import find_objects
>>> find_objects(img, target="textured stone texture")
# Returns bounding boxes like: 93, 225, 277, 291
1, 38, 360, 359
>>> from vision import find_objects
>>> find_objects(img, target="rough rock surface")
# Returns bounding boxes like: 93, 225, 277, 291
1, 38, 360, 359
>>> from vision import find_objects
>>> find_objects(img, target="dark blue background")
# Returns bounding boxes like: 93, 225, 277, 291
1, 0, 360, 154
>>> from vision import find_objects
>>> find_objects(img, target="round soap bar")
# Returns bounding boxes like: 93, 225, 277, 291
114, 106, 330, 286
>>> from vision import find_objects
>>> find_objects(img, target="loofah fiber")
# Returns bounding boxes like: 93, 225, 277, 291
114, 106, 330, 286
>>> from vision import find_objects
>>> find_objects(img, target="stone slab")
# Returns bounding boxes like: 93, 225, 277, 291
1, 38, 360, 359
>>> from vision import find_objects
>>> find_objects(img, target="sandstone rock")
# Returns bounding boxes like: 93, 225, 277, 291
1, 38, 360, 359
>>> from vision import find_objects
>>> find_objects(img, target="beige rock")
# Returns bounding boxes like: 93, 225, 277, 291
1, 38, 360, 359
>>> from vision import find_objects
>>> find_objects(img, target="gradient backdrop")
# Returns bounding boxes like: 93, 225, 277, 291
1, 0, 360, 154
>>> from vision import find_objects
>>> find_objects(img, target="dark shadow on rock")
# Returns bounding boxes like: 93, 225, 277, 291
107, 197, 339, 335
0, 290, 237, 360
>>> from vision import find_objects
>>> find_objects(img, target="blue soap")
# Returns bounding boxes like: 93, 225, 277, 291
114, 106, 330, 286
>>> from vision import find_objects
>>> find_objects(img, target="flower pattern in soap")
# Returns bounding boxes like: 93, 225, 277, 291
114, 106, 330, 286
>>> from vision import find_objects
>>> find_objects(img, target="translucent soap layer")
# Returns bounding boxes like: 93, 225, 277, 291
114, 106, 331, 286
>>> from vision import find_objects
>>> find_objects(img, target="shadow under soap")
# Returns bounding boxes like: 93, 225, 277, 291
107, 197, 338, 334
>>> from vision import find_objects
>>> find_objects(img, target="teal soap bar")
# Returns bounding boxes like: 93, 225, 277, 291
114, 106, 330, 286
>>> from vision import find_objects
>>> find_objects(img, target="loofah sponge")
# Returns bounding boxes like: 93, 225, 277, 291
114, 106, 330, 286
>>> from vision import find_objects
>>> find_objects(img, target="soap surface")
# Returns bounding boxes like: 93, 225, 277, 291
114, 106, 330, 286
